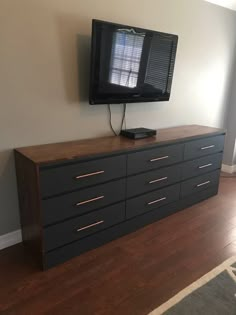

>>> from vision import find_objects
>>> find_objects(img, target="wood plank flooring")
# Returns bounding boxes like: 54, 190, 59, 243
1, 175, 236, 315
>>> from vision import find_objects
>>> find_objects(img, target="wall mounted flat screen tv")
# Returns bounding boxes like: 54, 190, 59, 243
89, 20, 178, 105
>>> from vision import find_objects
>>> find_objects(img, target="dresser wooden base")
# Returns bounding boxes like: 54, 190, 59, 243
15, 125, 225, 270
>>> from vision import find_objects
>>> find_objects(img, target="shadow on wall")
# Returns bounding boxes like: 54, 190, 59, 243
0, 151, 20, 236
56, 14, 91, 106
77, 34, 91, 104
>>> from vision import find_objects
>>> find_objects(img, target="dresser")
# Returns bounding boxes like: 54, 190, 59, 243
15, 125, 225, 269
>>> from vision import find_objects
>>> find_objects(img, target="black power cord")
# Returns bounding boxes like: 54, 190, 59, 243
121, 103, 126, 131
108, 104, 126, 136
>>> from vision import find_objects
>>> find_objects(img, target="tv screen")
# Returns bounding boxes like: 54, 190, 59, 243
89, 20, 178, 105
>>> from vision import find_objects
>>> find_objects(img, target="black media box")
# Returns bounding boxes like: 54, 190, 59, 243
120, 128, 157, 140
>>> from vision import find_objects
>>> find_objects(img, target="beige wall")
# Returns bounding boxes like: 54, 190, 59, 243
223, 52, 236, 166
0, 0, 236, 235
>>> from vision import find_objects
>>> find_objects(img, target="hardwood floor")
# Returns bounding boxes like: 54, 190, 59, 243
1, 175, 236, 315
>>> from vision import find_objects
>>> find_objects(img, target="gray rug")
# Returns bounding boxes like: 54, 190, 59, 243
149, 256, 236, 315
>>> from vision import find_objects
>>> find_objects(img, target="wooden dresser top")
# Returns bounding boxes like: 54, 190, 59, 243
15, 125, 225, 165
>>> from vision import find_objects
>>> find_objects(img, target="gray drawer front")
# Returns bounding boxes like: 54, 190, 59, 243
184, 135, 224, 160
181, 153, 223, 180
126, 184, 180, 219
43, 202, 125, 251
181, 170, 220, 197
44, 183, 219, 269
127, 164, 181, 198
42, 179, 126, 226
127, 144, 184, 175
40, 155, 126, 198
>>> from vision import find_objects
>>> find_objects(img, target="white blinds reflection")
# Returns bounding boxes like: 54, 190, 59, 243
109, 31, 144, 88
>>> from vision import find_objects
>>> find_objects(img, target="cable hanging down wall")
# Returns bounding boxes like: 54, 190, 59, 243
108, 104, 126, 136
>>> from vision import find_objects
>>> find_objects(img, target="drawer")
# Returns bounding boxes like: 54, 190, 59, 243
42, 179, 126, 226
127, 164, 181, 198
184, 135, 224, 160
127, 144, 184, 175
126, 184, 180, 219
40, 155, 126, 197
43, 202, 125, 251
181, 170, 220, 197
181, 153, 223, 180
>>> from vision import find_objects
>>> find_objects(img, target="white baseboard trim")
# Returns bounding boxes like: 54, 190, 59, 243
221, 164, 236, 174
0, 229, 22, 250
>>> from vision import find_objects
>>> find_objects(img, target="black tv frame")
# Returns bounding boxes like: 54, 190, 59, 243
89, 19, 178, 105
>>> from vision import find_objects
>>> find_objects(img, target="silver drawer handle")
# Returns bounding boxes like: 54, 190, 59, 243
148, 197, 166, 205
197, 181, 210, 187
75, 170, 104, 179
198, 163, 213, 169
77, 220, 104, 232
150, 156, 169, 162
201, 145, 215, 150
76, 195, 104, 206
149, 177, 168, 184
